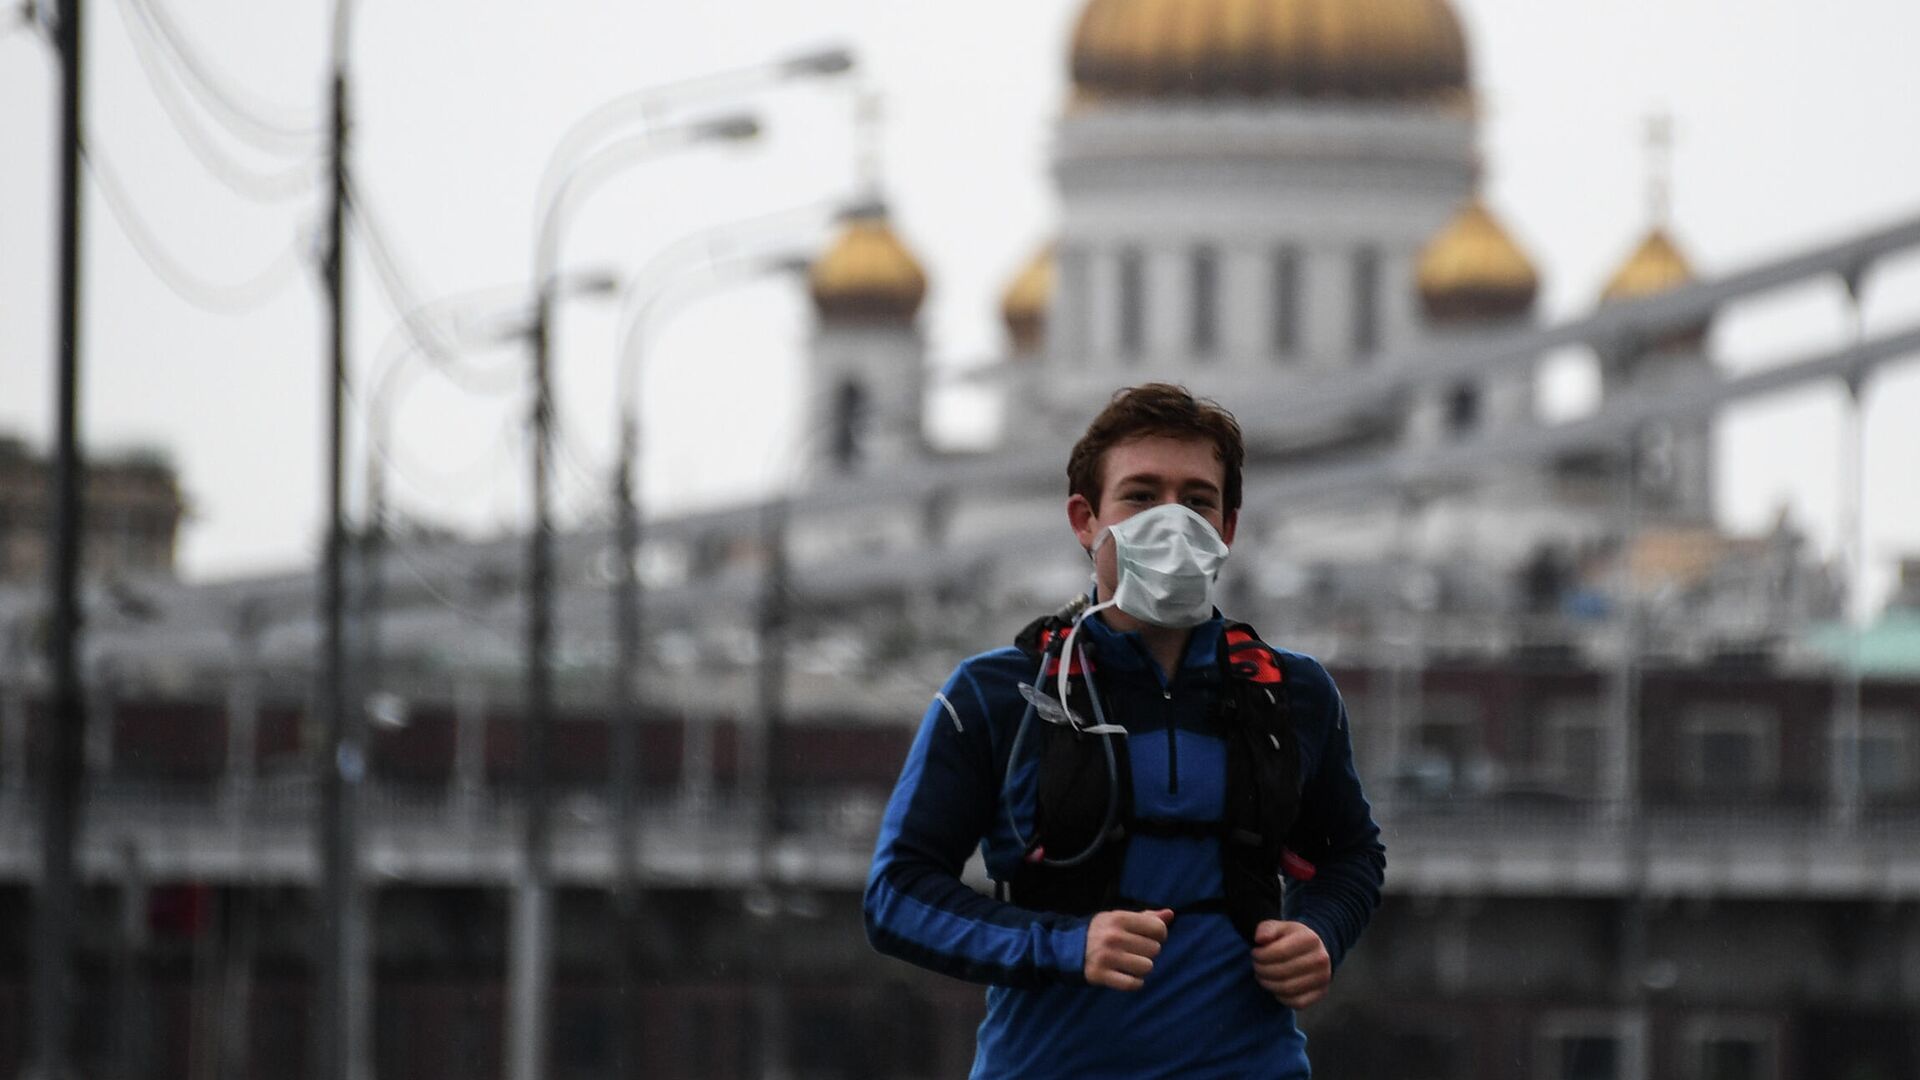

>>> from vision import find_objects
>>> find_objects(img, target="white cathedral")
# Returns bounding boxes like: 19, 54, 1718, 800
781, 0, 1827, 659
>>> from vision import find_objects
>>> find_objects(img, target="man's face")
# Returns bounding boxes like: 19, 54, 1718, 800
1068, 435, 1238, 603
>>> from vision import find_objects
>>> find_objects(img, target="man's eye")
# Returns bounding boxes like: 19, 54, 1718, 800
1185, 496, 1218, 510
1121, 492, 1153, 503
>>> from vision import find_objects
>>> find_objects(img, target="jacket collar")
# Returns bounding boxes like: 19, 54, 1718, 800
1079, 606, 1226, 680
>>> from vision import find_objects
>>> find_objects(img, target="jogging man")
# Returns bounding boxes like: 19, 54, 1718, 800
864, 383, 1385, 1077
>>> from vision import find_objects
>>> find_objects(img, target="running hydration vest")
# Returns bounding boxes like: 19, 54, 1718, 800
1004, 607, 1309, 943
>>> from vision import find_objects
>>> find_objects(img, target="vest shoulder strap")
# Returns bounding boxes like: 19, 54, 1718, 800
1220, 621, 1286, 686
1014, 595, 1092, 658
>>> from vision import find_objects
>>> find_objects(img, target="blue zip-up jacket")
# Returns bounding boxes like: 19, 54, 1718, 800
864, 613, 1384, 1079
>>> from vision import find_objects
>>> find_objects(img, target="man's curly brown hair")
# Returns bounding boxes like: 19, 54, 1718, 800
1067, 383, 1244, 514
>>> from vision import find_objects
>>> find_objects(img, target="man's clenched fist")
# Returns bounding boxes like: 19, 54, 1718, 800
1083, 908, 1175, 991
1251, 920, 1331, 1009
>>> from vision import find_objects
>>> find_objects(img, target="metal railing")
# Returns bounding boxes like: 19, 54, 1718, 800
4, 776, 1917, 898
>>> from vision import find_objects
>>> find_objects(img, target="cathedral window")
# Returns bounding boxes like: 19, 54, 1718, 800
830, 379, 869, 472
1352, 245, 1381, 360
1190, 245, 1219, 359
1446, 382, 1481, 436
1118, 247, 1145, 362
1271, 246, 1301, 361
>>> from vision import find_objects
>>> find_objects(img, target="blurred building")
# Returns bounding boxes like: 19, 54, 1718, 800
0, 436, 186, 585
2, 2, 1918, 1078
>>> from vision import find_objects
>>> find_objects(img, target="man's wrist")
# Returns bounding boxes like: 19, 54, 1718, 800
1288, 915, 1337, 968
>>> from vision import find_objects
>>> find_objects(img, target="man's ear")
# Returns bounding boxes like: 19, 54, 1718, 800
1067, 493, 1099, 550
1220, 509, 1239, 548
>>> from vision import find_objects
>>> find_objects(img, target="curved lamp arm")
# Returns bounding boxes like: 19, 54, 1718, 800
532, 112, 760, 297
531, 44, 854, 217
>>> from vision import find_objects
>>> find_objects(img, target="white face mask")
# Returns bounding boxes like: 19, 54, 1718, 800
1089, 502, 1229, 629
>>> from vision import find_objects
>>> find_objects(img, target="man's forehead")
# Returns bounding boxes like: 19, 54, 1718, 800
1101, 436, 1225, 489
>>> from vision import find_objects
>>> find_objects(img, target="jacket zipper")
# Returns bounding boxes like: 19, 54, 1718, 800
1163, 687, 1177, 795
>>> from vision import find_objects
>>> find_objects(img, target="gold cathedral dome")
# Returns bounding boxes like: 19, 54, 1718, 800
1600, 226, 1707, 351
1001, 244, 1055, 354
1416, 197, 1539, 323
1601, 226, 1695, 303
809, 211, 928, 322
1070, 0, 1471, 102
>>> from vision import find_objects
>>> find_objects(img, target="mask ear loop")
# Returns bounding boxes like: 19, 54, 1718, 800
1060, 528, 1121, 723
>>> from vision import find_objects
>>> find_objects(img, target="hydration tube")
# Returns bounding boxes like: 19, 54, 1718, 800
1002, 622, 1125, 870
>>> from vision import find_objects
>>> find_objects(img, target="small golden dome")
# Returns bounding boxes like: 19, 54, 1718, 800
1601, 226, 1695, 302
809, 213, 928, 322
1416, 198, 1538, 323
1070, 0, 1471, 103
1601, 226, 1708, 350
1001, 244, 1055, 355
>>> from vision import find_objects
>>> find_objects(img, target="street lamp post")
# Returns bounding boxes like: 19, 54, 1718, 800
36, 1, 89, 1076
314, 6, 359, 1079
511, 47, 854, 1077
605, 243, 816, 1080
513, 111, 758, 1080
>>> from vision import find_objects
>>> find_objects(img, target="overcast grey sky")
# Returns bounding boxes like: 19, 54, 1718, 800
2, 0, 1918, 607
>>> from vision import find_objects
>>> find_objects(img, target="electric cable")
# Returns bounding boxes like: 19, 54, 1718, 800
352, 237, 528, 394
350, 339, 524, 500
345, 174, 529, 396
346, 174, 624, 538
376, 410, 525, 505
80, 136, 305, 314
119, 0, 322, 150
348, 284, 539, 542
109, 0, 320, 201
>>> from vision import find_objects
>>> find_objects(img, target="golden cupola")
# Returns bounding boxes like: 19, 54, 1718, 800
1070, 0, 1472, 102
1416, 197, 1539, 323
1601, 227, 1695, 303
1001, 244, 1055, 355
1601, 226, 1708, 350
809, 210, 928, 323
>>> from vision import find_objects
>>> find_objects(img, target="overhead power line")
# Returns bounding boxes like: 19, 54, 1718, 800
80, 137, 305, 313
120, 0, 322, 149
349, 295, 527, 509
109, 0, 320, 200
344, 173, 531, 395
362, 405, 524, 504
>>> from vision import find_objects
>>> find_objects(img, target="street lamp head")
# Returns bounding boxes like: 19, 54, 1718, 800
782, 44, 856, 78
565, 268, 623, 299
695, 112, 763, 144
760, 253, 816, 279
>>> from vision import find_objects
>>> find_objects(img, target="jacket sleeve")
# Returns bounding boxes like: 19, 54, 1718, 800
863, 658, 1091, 987
1282, 665, 1386, 972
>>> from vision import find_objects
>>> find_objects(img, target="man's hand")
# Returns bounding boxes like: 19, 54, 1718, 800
1251, 920, 1331, 1009
1083, 908, 1175, 991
